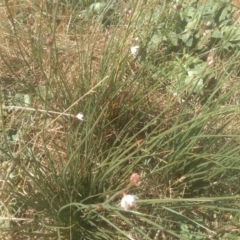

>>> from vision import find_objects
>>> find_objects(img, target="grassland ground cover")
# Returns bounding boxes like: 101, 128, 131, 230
1, 0, 240, 239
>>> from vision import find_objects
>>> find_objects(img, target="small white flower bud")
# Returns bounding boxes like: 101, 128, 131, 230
130, 45, 140, 57
120, 194, 138, 211
76, 113, 84, 121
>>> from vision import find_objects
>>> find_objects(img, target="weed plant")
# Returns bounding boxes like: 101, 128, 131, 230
1, 0, 240, 239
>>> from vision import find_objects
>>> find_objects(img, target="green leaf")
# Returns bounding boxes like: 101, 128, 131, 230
149, 30, 162, 49
36, 86, 53, 101
185, 7, 197, 22
89, 2, 107, 14
223, 42, 236, 51
186, 19, 198, 31
182, 32, 193, 47
185, 70, 204, 95
226, 27, 240, 42
168, 31, 178, 46
24, 94, 31, 106
219, 5, 232, 23
211, 29, 222, 38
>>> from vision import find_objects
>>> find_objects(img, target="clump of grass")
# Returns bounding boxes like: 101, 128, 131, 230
1, 0, 240, 239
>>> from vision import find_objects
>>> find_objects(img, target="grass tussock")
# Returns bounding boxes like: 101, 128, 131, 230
1, 0, 240, 239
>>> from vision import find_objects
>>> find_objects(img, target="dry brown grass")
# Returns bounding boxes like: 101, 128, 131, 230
1, 1, 240, 239
232, 0, 240, 19
232, 0, 240, 7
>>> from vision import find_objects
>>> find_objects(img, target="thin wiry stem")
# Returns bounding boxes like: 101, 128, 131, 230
2, 105, 80, 119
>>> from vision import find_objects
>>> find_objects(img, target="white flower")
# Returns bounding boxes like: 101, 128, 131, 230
76, 113, 84, 121
120, 194, 138, 211
130, 45, 140, 57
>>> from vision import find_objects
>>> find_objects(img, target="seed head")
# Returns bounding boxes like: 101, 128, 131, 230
96, 203, 104, 212
120, 193, 138, 211
76, 113, 84, 121
130, 173, 141, 186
